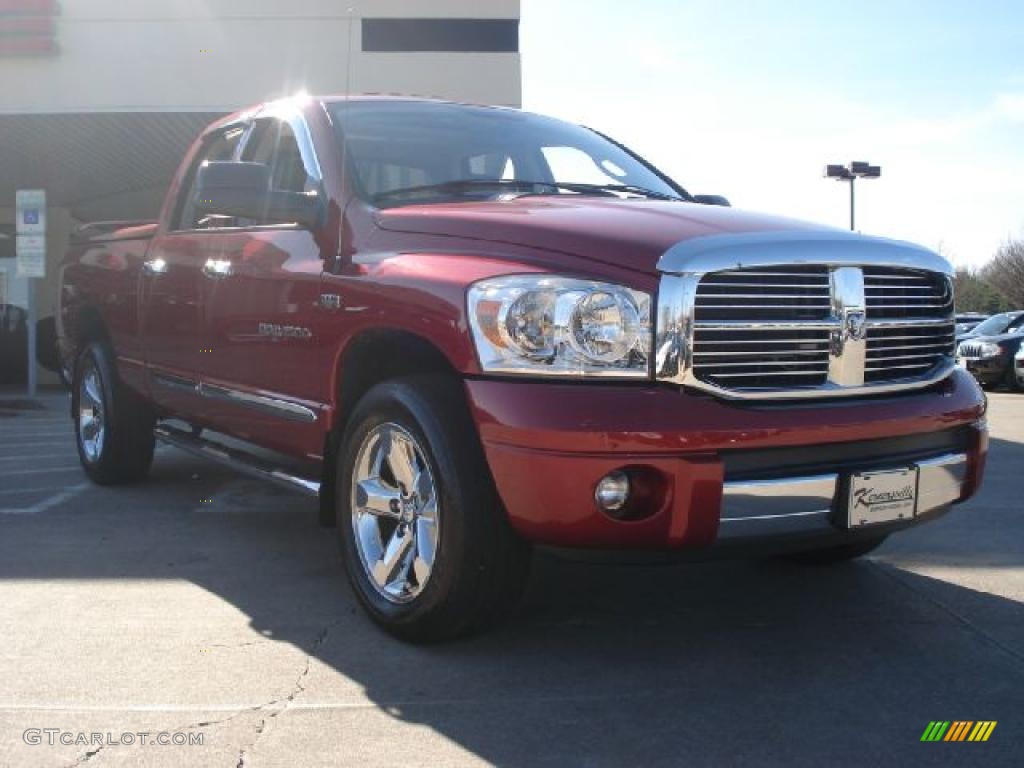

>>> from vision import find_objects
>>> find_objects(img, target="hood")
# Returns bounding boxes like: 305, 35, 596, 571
375, 197, 832, 274
961, 331, 1024, 346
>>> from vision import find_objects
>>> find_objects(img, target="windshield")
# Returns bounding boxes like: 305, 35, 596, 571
328, 100, 684, 208
970, 313, 1021, 336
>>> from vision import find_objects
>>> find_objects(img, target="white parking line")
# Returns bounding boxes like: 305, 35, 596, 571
0, 483, 89, 515
0, 439, 72, 448
0, 454, 76, 463
0, 452, 76, 461
0, 485, 74, 497
0, 465, 83, 478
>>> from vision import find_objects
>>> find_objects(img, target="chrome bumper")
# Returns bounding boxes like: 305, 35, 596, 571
718, 452, 967, 541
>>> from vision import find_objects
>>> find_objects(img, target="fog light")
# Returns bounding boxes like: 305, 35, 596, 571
595, 471, 630, 513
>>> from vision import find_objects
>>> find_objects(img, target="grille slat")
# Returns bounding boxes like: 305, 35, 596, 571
698, 349, 829, 358
866, 363, 935, 372
694, 338, 830, 346
865, 352, 944, 362
709, 369, 831, 380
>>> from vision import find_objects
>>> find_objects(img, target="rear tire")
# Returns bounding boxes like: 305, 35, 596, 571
73, 341, 155, 485
784, 535, 888, 565
336, 374, 531, 642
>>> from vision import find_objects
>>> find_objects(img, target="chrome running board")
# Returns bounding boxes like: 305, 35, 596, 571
155, 424, 320, 497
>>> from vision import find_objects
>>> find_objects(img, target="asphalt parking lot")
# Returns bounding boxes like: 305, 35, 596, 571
0, 392, 1021, 767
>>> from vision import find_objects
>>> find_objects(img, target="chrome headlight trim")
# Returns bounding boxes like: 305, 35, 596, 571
467, 275, 653, 379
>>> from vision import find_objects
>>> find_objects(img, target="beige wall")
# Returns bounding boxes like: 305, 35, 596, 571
0, 0, 521, 113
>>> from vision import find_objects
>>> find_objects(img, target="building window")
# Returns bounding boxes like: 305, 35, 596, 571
362, 19, 519, 53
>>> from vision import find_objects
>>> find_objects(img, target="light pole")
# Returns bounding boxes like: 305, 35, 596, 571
825, 161, 881, 231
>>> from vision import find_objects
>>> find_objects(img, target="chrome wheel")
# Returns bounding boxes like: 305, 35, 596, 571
350, 423, 440, 604
78, 362, 106, 463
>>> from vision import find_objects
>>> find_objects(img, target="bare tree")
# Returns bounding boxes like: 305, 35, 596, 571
953, 267, 1009, 313
983, 240, 1024, 307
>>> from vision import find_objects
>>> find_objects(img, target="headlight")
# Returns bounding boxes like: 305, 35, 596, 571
467, 275, 652, 378
977, 341, 1002, 357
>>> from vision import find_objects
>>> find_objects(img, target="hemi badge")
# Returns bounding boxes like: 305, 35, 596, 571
319, 294, 342, 310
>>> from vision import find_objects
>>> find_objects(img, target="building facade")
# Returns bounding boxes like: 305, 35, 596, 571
0, 0, 522, 386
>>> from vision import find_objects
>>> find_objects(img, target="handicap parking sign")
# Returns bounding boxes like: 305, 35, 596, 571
16, 190, 46, 236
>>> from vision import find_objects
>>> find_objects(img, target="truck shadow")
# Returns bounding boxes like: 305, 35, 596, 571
1, 437, 1022, 765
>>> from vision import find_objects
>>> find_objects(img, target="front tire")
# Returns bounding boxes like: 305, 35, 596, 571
73, 342, 155, 485
784, 534, 888, 565
336, 375, 530, 642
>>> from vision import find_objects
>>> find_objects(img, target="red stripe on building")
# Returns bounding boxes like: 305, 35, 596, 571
0, 0, 58, 56
0, 35, 57, 56
0, 0, 58, 16
0, 16, 54, 34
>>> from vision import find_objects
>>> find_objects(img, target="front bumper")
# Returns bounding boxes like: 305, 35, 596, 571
718, 452, 965, 542
466, 368, 987, 551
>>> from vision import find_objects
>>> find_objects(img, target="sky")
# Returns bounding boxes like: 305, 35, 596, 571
520, 0, 1024, 268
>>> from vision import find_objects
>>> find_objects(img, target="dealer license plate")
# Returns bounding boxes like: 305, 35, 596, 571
847, 467, 918, 528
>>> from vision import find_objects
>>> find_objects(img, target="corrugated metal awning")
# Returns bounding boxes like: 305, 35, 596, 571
0, 112, 225, 221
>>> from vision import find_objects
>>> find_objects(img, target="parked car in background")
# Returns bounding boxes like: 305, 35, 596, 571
1016, 346, 1024, 388
955, 312, 989, 336
957, 325, 1024, 391
0, 303, 28, 386
956, 310, 1024, 343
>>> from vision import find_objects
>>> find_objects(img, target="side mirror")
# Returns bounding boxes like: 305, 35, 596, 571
692, 194, 731, 207
194, 162, 323, 229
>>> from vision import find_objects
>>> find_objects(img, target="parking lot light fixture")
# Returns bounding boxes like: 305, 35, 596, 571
824, 161, 882, 231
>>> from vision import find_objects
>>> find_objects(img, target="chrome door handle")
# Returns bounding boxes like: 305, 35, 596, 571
142, 258, 168, 275
202, 259, 232, 279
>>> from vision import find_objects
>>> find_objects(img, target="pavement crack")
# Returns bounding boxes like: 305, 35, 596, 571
65, 745, 103, 768
225, 621, 338, 766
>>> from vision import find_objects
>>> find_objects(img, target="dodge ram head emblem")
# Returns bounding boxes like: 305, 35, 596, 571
845, 309, 867, 342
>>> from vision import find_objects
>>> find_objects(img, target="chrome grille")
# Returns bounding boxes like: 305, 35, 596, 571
682, 265, 955, 396
864, 268, 955, 383
692, 267, 831, 388
957, 342, 985, 359
654, 231, 958, 400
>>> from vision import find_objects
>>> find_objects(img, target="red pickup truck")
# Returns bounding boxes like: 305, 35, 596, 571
58, 96, 987, 641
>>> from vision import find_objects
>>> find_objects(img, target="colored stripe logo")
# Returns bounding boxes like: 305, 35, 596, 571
921, 721, 997, 742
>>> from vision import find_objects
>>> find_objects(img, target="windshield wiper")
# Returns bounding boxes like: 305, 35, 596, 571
373, 179, 568, 203
373, 179, 682, 204
549, 182, 682, 201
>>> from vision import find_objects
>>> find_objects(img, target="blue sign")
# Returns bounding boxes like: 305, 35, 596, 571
23, 210, 39, 226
